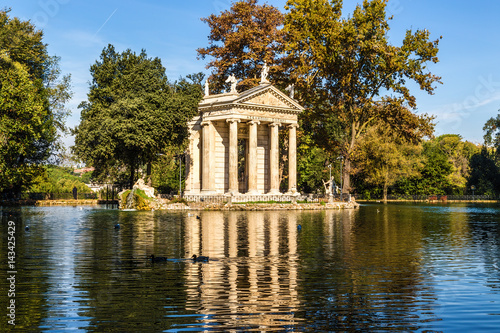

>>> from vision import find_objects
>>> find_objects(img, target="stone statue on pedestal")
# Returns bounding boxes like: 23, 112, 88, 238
225, 74, 237, 93
260, 61, 269, 84
285, 84, 295, 99
204, 78, 209, 96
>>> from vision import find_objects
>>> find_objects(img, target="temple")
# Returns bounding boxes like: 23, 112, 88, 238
184, 74, 304, 201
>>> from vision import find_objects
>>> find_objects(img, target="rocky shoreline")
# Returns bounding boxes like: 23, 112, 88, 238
1, 198, 359, 210
156, 200, 359, 211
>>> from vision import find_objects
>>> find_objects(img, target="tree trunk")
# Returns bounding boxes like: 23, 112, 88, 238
342, 119, 357, 195
343, 157, 351, 194
383, 183, 388, 204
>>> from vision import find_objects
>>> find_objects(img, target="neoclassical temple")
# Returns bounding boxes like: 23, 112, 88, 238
184, 72, 304, 200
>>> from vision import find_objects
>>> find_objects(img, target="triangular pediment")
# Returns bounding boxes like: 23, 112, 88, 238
235, 84, 304, 112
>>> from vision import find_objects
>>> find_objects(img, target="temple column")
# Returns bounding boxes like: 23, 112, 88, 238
247, 120, 260, 194
201, 120, 213, 192
288, 123, 298, 194
226, 118, 240, 194
268, 122, 280, 194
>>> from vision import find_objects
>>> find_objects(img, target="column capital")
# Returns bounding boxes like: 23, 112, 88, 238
268, 122, 281, 128
226, 118, 241, 124
248, 120, 260, 126
288, 123, 299, 129
201, 120, 211, 127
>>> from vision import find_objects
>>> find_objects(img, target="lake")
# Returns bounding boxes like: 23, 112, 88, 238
1, 203, 499, 332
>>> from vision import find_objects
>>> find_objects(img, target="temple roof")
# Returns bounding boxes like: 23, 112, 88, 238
198, 83, 304, 115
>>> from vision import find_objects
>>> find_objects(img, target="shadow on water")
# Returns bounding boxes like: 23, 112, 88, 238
1, 203, 499, 331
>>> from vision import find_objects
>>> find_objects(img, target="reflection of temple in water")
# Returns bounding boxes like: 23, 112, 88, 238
183, 211, 301, 328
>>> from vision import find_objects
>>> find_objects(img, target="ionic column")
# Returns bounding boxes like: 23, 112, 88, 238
268, 122, 280, 194
288, 123, 298, 194
226, 118, 240, 194
247, 120, 260, 194
201, 120, 213, 192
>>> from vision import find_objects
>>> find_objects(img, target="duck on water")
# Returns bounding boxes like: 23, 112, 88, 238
150, 254, 210, 263
192, 254, 209, 262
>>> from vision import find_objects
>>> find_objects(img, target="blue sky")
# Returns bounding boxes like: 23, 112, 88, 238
6, 0, 500, 147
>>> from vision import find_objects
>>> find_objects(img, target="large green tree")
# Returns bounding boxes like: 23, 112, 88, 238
72, 45, 202, 187
396, 140, 453, 196
353, 124, 423, 202
467, 147, 500, 196
468, 112, 500, 195
284, 0, 439, 193
483, 110, 500, 157
0, 9, 72, 194
434, 134, 479, 193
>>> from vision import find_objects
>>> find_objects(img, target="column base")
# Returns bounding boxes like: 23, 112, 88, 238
267, 190, 281, 195
201, 189, 217, 195
246, 190, 260, 195
225, 190, 240, 196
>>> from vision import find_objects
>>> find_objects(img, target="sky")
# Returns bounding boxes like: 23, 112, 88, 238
5, 0, 500, 148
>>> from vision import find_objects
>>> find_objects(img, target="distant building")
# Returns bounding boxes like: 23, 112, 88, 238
73, 167, 95, 175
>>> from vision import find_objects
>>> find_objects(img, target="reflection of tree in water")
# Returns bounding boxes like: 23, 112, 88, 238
73, 211, 192, 332
456, 206, 500, 292
0, 209, 51, 331
296, 207, 436, 331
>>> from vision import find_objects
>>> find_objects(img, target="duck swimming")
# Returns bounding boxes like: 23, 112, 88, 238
150, 254, 168, 263
191, 254, 209, 262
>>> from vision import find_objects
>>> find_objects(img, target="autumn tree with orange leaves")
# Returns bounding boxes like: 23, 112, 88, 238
197, 0, 286, 93
198, 0, 441, 195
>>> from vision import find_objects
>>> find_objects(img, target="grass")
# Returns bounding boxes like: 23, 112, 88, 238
134, 189, 150, 200
120, 189, 152, 210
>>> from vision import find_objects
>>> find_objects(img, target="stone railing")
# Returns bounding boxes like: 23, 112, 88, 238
184, 194, 304, 204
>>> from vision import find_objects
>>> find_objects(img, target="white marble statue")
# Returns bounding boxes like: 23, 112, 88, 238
260, 61, 270, 83
204, 78, 209, 96
225, 74, 238, 93
285, 84, 295, 99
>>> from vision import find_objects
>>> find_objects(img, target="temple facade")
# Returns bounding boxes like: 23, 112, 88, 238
184, 78, 304, 200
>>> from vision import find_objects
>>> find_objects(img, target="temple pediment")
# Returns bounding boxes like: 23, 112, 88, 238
199, 83, 304, 115
235, 84, 303, 112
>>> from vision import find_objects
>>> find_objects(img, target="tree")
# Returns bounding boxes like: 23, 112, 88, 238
29, 166, 92, 194
72, 45, 202, 188
396, 140, 453, 195
0, 9, 72, 194
468, 112, 500, 195
0, 55, 47, 193
284, 0, 439, 193
434, 134, 479, 194
297, 132, 330, 194
353, 125, 423, 202
468, 147, 500, 196
197, 0, 285, 93
483, 111, 500, 159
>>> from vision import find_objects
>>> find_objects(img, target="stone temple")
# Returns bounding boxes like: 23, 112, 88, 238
184, 71, 304, 201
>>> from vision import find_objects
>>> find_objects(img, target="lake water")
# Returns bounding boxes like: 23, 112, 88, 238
1, 203, 499, 332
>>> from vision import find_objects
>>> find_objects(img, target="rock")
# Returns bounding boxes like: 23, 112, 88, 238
133, 178, 155, 198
